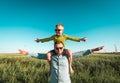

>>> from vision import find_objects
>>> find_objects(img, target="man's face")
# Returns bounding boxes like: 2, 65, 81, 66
54, 43, 64, 55
55, 25, 64, 36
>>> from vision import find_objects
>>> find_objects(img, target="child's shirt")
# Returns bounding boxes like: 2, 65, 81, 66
40, 34, 81, 47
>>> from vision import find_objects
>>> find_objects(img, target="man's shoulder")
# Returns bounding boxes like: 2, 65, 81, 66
51, 49, 68, 55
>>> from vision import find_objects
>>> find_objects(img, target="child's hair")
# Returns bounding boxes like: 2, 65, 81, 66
55, 23, 64, 28
54, 41, 64, 46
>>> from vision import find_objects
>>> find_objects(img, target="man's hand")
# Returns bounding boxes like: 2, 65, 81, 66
81, 37, 87, 42
35, 38, 41, 43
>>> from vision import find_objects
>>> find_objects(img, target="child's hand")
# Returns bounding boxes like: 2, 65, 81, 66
81, 37, 87, 42
35, 38, 40, 43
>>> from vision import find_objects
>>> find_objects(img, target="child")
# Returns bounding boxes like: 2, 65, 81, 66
35, 24, 87, 74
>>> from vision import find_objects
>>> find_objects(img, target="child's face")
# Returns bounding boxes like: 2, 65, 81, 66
55, 25, 64, 36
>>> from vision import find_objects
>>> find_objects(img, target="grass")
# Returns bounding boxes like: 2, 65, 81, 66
0, 53, 120, 83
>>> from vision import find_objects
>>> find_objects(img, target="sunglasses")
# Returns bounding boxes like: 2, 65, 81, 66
55, 47, 63, 50
55, 29, 62, 32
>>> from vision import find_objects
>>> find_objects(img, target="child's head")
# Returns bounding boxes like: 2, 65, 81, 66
55, 23, 64, 36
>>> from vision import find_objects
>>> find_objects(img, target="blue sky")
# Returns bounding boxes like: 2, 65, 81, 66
0, 0, 120, 53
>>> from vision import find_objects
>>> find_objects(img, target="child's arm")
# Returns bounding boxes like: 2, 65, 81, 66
65, 34, 87, 42
35, 35, 54, 43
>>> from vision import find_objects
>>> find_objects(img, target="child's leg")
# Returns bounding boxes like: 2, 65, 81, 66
46, 50, 54, 75
46, 52, 52, 63
66, 49, 74, 74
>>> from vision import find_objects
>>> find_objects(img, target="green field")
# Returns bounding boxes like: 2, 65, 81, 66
0, 53, 120, 83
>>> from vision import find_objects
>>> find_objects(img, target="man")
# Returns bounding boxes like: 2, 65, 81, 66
19, 41, 72, 82
19, 41, 104, 83
50, 41, 71, 83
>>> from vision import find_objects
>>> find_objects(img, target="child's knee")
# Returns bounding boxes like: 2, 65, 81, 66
66, 50, 72, 62
66, 50, 72, 56
47, 52, 51, 56
46, 52, 52, 61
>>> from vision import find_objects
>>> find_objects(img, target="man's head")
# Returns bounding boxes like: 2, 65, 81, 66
54, 41, 64, 55
55, 24, 64, 36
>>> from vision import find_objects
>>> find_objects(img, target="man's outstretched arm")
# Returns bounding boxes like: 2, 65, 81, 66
73, 46, 104, 58
19, 49, 47, 60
